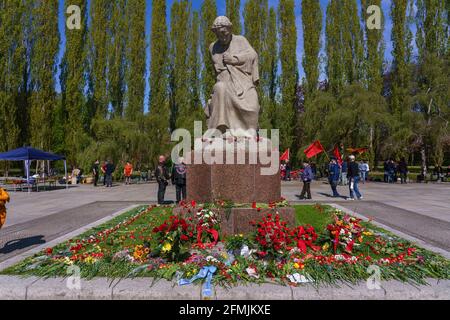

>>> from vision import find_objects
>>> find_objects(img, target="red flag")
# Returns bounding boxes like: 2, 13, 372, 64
333, 146, 343, 166
280, 149, 290, 161
304, 140, 325, 159
347, 147, 368, 154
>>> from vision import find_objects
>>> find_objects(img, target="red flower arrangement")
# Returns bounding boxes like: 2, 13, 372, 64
251, 213, 320, 257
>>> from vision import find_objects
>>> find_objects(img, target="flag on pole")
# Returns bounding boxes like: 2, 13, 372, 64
304, 140, 325, 159
280, 149, 290, 161
347, 147, 368, 154
333, 146, 343, 166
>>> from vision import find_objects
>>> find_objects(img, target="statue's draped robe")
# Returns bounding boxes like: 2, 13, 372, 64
205, 35, 260, 136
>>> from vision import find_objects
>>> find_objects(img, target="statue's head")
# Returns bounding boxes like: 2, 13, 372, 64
211, 16, 232, 45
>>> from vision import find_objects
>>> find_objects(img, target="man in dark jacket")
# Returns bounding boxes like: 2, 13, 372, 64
92, 160, 100, 187
328, 158, 341, 197
347, 155, 362, 200
397, 158, 408, 184
105, 160, 115, 187
299, 162, 314, 200
155, 155, 170, 204
172, 157, 187, 203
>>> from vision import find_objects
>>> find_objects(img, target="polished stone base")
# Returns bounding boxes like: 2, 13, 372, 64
185, 145, 281, 203
173, 206, 296, 237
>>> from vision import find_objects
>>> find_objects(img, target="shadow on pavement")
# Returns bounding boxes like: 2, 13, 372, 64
0, 235, 46, 254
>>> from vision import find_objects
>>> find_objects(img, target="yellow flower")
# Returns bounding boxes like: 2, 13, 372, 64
294, 263, 305, 270
322, 243, 330, 251
162, 242, 172, 253
363, 231, 373, 236
84, 256, 97, 264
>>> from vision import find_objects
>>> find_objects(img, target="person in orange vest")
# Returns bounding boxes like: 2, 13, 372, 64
124, 161, 134, 185
0, 187, 10, 229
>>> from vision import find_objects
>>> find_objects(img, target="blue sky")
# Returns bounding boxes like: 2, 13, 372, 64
57, 0, 398, 112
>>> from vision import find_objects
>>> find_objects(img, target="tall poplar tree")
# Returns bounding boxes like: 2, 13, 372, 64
188, 11, 203, 125
301, 0, 322, 94
278, 0, 298, 150
169, 0, 191, 131
200, 0, 217, 104
149, 0, 170, 160
109, 0, 127, 118
125, 0, 146, 121
30, 1, 59, 150
325, 0, 344, 95
259, 6, 278, 129
390, 0, 409, 116
226, 0, 241, 34
0, 1, 28, 154
63, 0, 88, 165
361, 0, 384, 94
90, 0, 110, 119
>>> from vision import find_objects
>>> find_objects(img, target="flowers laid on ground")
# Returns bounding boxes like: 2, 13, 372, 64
3, 204, 449, 287
326, 209, 365, 253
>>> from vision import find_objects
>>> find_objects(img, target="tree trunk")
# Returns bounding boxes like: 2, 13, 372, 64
420, 145, 427, 176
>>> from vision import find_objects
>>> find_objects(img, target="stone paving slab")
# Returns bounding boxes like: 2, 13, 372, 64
1, 276, 449, 300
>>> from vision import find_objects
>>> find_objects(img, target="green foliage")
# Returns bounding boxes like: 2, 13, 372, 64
226, 0, 241, 35
277, 0, 298, 150
200, 0, 217, 103
301, 0, 322, 94
125, 0, 146, 121
30, 1, 60, 151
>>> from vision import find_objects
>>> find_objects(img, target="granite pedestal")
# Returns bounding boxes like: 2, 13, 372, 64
185, 142, 281, 203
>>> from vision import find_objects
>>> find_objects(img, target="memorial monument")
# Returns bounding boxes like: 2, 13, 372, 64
181, 17, 294, 234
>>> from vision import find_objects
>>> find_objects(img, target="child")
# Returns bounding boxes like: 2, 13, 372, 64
0, 187, 10, 229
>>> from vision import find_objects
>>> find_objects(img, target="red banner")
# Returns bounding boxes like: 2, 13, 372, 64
304, 140, 325, 159
333, 146, 343, 166
280, 149, 290, 161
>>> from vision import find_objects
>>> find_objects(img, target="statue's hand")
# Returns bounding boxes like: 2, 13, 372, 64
223, 53, 238, 65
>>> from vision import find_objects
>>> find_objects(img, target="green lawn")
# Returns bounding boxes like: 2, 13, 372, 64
294, 204, 333, 230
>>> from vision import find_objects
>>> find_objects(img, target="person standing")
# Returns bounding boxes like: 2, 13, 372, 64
347, 155, 362, 200
0, 187, 10, 229
299, 162, 314, 200
92, 160, 100, 187
328, 158, 341, 197
101, 161, 107, 186
105, 160, 115, 188
285, 160, 292, 181
124, 161, 134, 185
155, 155, 170, 205
340, 160, 348, 186
172, 157, 187, 203
398, 158, 408, 184
359, 160, 369, 184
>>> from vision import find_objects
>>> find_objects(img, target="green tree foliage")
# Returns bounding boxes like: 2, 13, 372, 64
226, 0, 241, 34
169, 0, 191, 131
301, 0, 322, 95
109, 0, 127, 118
149, 0, 170, 160
125, 0, 146, 121
200, 0, 217, 103
277, 0, 298, 150
63, 0, 90, 165
29, 1, 60, 151
390, 0, 410, 117
326, 0, 363, 95
90, 0, 110, 119
0, 1, 31, 153
361, 0, 384, 94
187, 11, 204, 129
259, 7, 278, 129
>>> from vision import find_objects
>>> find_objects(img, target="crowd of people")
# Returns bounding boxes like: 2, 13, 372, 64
298, 155, 364, 201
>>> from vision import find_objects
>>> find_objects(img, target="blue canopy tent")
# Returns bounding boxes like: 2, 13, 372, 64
0, 147, 67, 192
